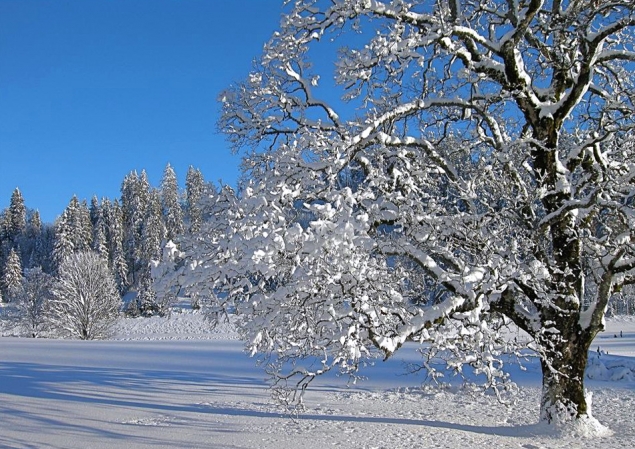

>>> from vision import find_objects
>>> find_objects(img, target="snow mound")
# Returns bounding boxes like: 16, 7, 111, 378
563, 414, 613, 439
586, 352, 635, 382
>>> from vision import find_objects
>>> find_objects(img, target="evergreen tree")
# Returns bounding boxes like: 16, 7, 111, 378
53, 196, 93, 272
77, 199, 93, 252
91, 198, 108, 258
0, 213, 8, 278
35, 224, 56, 274
89, 196, 100, 228
0, 210, 8, 243
2, 247, 22, 301
121, 171, 140, 274
121, 170, 150, 285
52, 208, 74, 273
132, 189, 166, 310
136, 270, 161, 317
185, 166, 205, 233
161, 163, 184, 241
15, 267, 53, 338
103, 199, 128, 294
140, 189, 165, 265
0, 188, 27, 278
7, 187, 26, 242
24, 210, 43, 269
27, 210, 42, 237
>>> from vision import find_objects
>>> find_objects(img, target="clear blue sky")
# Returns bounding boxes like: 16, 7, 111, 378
0, 0, 284, 223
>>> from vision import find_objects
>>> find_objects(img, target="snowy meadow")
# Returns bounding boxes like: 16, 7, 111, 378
1, 311, 634, 449
3, 1, 635, 446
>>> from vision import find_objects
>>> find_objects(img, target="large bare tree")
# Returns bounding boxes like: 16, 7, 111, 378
182, 0, 635, 429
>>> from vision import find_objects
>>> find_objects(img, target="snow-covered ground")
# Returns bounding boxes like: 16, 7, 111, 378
1, 310, 634, 449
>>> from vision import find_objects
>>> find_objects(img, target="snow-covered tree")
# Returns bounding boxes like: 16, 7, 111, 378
35, 223, 56, 275
121, 170, 151, 285
77, 199, 93, 250
89, 196, 100, 227
185, 165, 205, 233
90, 198, 108, 259
23, 210, 43, 269
6, 187, 26, 242
161, 163, 184, 241
49, 251, 121, 340
140, 189, 166, 265
135, 271, 163, 317
53, 196, 92, 272
15, 267, 53, 338
0, 210, 8, 243
151, 240, 185, 310
103, 199, 128, 294
198, 0, 635, 429
52, 211, 73, 273
1, 247, 22, 301
0, 189, 27, 281
130, 189, 167, 315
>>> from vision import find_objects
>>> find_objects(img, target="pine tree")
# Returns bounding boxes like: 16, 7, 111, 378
24, 210, 43, 269
53, 208, 74, 273
139, 189, 165, 265
104, 199, 128, 294
131, 189, 166, 308
185, 166, 205, 233
0, 211, 9, 244
7, 187, 26, 242
35, 224, 56, 274
161, 163, 184, 241
121, 170, 150, 285
91, 198, 108, 258
28, 210, 42, 236
89, 196, 100, 228
136, 270, 161, 317
77, 199, 93, 252
2, 247, 22, 301
15, 267, 53, 337
53, 196, 93, 272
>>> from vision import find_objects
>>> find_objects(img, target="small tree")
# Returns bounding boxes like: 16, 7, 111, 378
135, 271, 163, 317
15, 267, 53, 338
50, 252, 121, 340
2, 248, 22, 302
150, 240, 184, 311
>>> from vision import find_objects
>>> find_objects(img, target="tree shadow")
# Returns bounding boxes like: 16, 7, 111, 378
196, 402, 547, 438
0, 361, 264, 413
0, 359, 547, 442
0, 360, 261, 448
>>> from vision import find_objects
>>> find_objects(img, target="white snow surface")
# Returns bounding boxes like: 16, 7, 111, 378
1, 309, 635, 449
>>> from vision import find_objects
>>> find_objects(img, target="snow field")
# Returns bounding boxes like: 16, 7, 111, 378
0, 312, 634, 449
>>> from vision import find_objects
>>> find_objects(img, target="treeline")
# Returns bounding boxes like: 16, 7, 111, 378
3, 161, 635, 319
0, 163, 209, 316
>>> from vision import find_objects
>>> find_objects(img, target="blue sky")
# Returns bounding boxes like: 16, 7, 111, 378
0, 0, 284, 223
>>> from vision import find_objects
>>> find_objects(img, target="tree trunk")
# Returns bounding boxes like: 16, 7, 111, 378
538, 327, 594, 424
